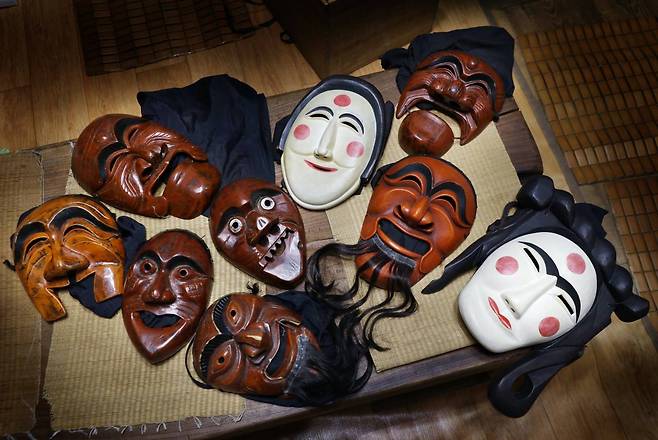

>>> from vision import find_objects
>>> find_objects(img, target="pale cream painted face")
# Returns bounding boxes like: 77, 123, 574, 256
281, 90, 377, 210
458, 232, 597, 353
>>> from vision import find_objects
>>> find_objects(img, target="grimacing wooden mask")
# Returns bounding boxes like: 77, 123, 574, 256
355, 156, 477, 289
396, 50, 505, 156
192, 293, 319, 398
10, 195, 125, 321
209, 179, 306, 289
72, 114, 221, 219
122, 229, 212, 364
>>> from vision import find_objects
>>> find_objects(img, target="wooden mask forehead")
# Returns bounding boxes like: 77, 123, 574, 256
135, 229, 212, 275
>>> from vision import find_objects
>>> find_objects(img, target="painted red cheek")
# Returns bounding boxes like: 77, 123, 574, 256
346, 141, 365, 158
293, 124, 310, 140
539, 316, 560, 337
567, 253, 586, 274
495, 256, 518, 275
334, 94, 351, 107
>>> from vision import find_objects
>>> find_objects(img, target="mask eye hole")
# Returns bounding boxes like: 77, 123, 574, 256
24, 237, 48, 258
217, 356, 225, 364
401, 175, 423, 190
259, 197, 275, 211
230, 309, 237, 318
557, 294, 575, 315
140, 259, 156, 275
228, 218, 243, 233
434, 194, 457, 211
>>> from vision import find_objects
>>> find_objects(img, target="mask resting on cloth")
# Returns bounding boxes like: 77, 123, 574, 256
122, 229, 212, 364
72, 114, 221, 219
422, 175, 649, 417
396, 50, 506, 156
189, 291, 373, 406
306, 155, 476, 350
209, 179, 306, 289
10, 195, 125, 322
276, 75, 393, 210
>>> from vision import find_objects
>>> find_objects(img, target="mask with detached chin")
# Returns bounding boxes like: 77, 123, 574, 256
72, 114, 221, 219
422, 175, 649, 417
277, 75, 393, 210
209, 179, 306, 289
10, 195, 125, 322
396, 50, 506, 156
122, 229, 212, 363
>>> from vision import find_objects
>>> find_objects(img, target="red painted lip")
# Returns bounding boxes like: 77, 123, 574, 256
304, 160, 337, 172
488, 297, 512, 330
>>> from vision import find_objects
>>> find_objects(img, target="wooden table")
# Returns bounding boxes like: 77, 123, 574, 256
29, 69, 542, 439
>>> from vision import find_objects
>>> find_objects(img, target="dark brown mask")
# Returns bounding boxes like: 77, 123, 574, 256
355, 156, 477, 289
397, 50, 506, 153
72, 114, 221, 219
209, 179, 306, 289
10, 195, 125, 321
122, 229, 212, 363
192, 293, 319, 397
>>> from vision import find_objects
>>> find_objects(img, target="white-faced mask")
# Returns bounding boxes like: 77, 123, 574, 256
277, 76, 391, 210
459, 232, 597, 353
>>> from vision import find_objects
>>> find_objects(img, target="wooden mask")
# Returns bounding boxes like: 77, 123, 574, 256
192, 293, 319, 397
396, 50, 506, 154
10, 195, 125, 321
209, 179, 306, 289
72, 114, 221, 219
122, 229, 212, 364
355, 156, 477, 289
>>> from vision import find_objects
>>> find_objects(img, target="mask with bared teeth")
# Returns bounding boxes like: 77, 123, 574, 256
209, 179, 306, 288
122, 229, 212, 363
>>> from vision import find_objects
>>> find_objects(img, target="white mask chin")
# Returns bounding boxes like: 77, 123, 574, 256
281, 89, 377, 210
458, 232, 597, 353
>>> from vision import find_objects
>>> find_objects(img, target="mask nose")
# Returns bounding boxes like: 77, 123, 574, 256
247, 214, 280, 246
314, 119, 337, 160
142, 274, 176, 304
500, 275, 557, 318
399, 197, 433, 228
235, 321, 272, 359
43, 242, 89, 281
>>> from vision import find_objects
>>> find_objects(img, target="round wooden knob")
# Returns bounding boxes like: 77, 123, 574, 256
398, 110, 455, 158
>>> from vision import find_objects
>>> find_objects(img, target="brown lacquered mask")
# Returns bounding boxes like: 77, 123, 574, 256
72, 114, 221, 219
397, 50, 506, 150
192, 294, 319, 397
10, 195, 125, 322
209, 179, 306, 289
122, 229, 212, 363
355, 156, 477, 288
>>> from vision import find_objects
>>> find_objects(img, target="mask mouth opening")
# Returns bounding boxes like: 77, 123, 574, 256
265, 323, 289, 378
148, 152, 190, 197
138, 310, 181, 328
378, 218, 430, 256
259, 228, 294, 266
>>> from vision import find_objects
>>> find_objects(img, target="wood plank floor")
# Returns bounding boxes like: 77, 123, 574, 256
0, 0, 656, 438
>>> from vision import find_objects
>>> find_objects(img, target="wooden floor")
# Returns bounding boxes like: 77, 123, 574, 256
1, 0, 657, 438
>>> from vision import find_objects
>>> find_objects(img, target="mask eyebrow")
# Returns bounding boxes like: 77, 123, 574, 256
13, 222, 46, 262
137, 250, 163, 267
213, 295, 233, 335
520, 241, 582, 319
386, 163, 432, 194
339, 113, 364, 134
218, 207, 243, 230
306, 106, 334, 117
166, 255, 206, 274
51, 207, 118, 233
430, 182, 470, 224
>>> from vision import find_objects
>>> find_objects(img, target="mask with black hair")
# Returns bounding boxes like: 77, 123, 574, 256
306, 155, 477, 350
422, 175, 649, 417
188, 290, 372, 406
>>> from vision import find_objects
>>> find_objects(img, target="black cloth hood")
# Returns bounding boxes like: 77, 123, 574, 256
381, 26, 516, 97
137, 75, 274, 193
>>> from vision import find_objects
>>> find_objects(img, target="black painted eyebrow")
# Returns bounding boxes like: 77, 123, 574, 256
213, 295, 233, 336
306, 106, 334, 117
51, 207, 118, 233
430, 182, 470, 224
166, 255, 206, 274
387, 163, 433, 194
520, 241, 582, 319
97, 143, 124, 181
13, 222, 46, 262
339, 113, 364, 133
523, 247, 540, 271
250, 188, 283, 208
138, 250, 163, 267
218, 207, 243, 230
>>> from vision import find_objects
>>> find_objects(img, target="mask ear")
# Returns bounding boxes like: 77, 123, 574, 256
488, 345, 583, 417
